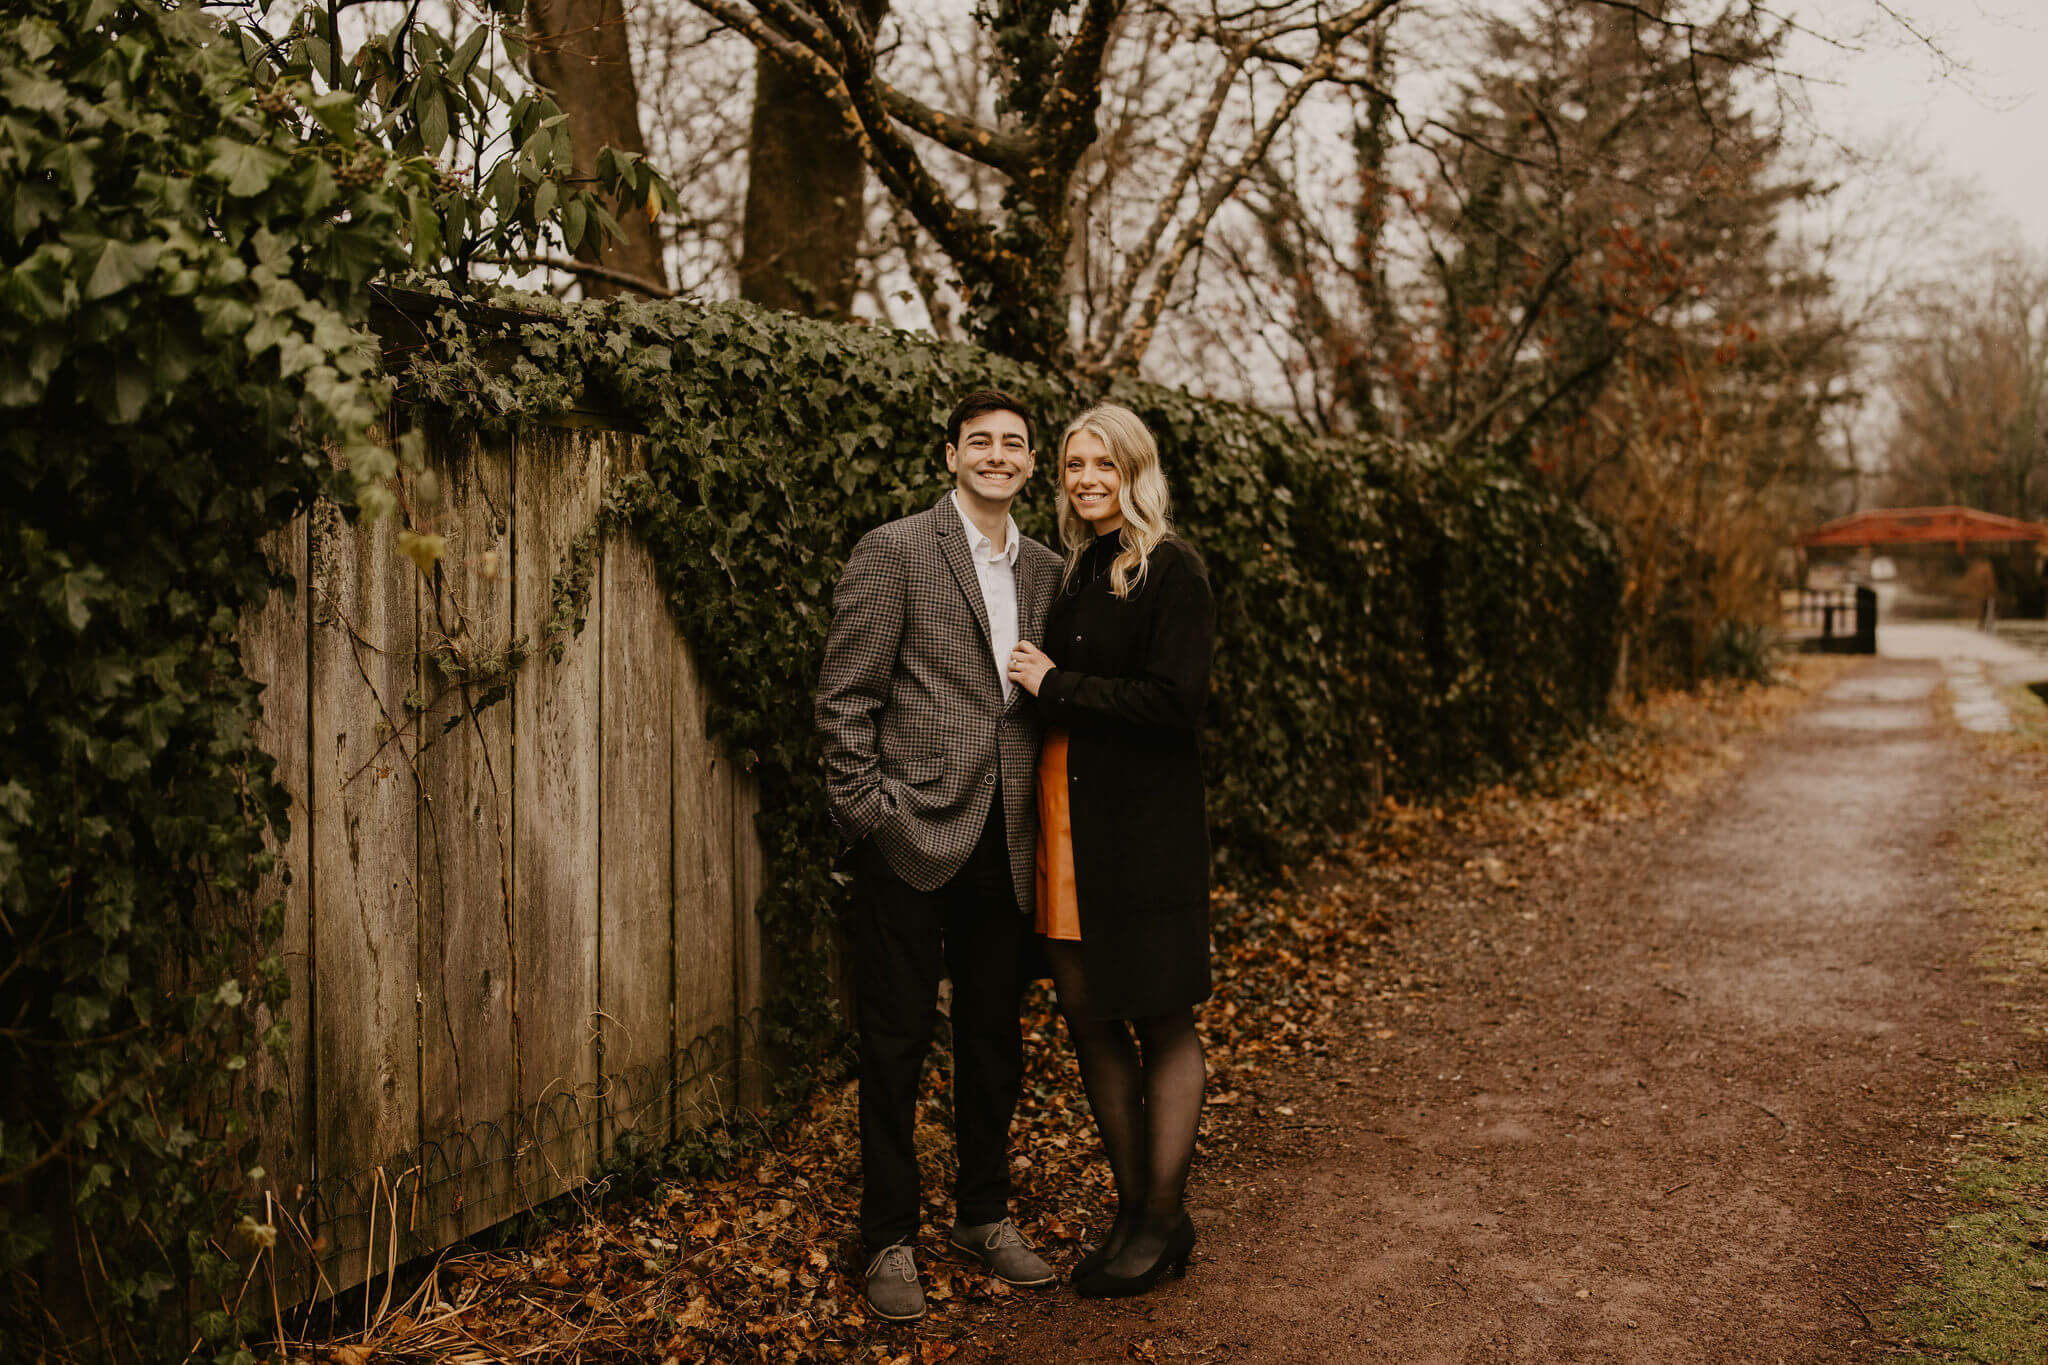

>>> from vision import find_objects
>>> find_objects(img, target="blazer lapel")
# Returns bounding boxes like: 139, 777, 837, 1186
1017, 544, 1049, 641
1006, 544, 1047, 716
933, 496, 994, 651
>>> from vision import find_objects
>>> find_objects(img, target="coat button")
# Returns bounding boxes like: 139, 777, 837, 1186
984, 772, 996, 785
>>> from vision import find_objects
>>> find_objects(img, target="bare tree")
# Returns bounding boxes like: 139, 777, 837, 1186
673, 0, 1400, 368
736, 0, 888, 318
528, 0, 671, 293
1883, 248, 2048, 522
628, 7, 755, 295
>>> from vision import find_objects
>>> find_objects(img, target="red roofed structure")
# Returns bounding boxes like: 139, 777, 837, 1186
1797, 505, 2048, 552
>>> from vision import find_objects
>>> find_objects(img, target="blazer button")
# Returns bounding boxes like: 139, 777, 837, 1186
983, 773, 996, 785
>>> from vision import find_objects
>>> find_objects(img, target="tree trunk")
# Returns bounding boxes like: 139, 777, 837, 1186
1342, 40, 1398, 435
527, 0, 668, 296
737, 1, 887, 320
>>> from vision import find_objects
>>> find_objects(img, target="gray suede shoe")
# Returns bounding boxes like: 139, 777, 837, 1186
863, 1243, 925, 1323
947, 1218, 1056, 1287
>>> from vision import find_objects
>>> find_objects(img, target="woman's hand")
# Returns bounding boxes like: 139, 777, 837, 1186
1007, 640, 1056, 697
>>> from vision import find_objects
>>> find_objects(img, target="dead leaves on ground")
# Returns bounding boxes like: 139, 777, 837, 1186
294, 662, 1840, 1364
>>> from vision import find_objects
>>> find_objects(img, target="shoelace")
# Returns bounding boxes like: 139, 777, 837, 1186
982, 1220, 1027, 1251
872, 1246, 916, 1282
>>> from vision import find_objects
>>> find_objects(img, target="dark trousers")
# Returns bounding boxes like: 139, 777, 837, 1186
845, 796, 1025, 1253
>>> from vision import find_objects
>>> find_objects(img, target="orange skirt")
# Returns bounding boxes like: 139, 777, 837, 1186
1034, 730, 1082, 941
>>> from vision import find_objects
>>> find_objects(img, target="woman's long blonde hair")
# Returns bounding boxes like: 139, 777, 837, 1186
1055, 403, 1173, 599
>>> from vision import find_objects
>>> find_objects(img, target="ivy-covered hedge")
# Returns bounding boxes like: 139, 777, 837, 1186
2, 17, 1615, 1335
401, 291, 1622, 1047
0, 0, 439, 1358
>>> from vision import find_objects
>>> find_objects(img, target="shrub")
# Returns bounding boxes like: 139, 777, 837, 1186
401, 288, 1622, 1044
0, 0, 413, 1356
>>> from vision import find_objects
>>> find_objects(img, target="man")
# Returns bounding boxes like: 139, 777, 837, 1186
815, 389, 1064, 1322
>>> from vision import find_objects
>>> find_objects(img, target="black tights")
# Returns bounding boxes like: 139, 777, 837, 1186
1044, 940, 1205, 1276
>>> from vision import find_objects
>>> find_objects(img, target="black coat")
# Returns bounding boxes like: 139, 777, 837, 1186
1037, 531, 1216, 1021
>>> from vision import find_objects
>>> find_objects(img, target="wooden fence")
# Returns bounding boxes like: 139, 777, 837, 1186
239, 412, 772, 1299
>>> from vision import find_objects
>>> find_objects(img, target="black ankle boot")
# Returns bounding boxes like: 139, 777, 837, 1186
1071, 1213, 1135, 1283
1073, 1214, 1195, 1299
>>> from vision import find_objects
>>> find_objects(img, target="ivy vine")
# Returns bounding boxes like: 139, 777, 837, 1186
0, 0, 422, 1359
398, 287, 1622, 1072
2, 6, 1615, 1359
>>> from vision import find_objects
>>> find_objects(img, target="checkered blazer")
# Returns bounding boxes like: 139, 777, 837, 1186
815, 495, 1062, 915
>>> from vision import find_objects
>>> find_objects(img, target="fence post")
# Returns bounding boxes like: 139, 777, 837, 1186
1854, 585, 1878, 654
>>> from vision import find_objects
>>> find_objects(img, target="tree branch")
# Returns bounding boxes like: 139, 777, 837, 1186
880, 85, 1033, 172
1034, 0, 1124, 154
1095, 0, 1402, 374
685, 0, 1016, 296
498, 254, 677, 297
1082, 47, 1246, 366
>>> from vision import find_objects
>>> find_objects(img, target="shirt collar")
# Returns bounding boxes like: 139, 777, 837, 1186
950, 490, 1020, 567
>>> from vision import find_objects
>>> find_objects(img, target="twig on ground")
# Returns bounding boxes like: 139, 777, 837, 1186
1744, 1099, 1787, 1129
1840, 1289, 1909, 1348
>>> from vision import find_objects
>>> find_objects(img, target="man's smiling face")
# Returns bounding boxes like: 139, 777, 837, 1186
947, 409, 1034, 512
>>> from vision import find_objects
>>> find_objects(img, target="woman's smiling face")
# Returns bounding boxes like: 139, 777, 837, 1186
1063, 430, 1125, 533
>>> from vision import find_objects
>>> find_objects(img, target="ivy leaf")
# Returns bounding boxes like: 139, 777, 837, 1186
1, 69, 66, 115
305, 90, 359, 143
84, 239, 161, 300
396, 530, 446, 575
110, 360, 150, 424
10, 181, 62, 239
205, 139, 288, 197
38, 139, 96, 204
319, 223, 392, 288
42, 569, 105, 632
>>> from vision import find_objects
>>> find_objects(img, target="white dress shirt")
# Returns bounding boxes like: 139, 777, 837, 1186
951, 491, 1021, 701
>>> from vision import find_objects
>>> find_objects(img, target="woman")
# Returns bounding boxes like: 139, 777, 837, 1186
1006, 403, 1216, 1299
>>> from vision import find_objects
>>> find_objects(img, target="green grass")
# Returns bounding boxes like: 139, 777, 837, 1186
1889, 1078, 2048, 1363
1888, 682, 2048, 1362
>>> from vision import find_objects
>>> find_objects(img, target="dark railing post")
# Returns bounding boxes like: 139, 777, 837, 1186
1854, 584, 1877, 654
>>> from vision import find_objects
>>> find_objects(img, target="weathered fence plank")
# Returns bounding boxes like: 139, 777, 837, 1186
733, 776, 774, 1110
308, 498, 421, 1291
237, 419, 775, 1298
245, 517, 313, 1296
671, 627, 738, 1127
415, 421, 518, 1247
511, 426, 604, 1206
598, 433, 677, 1149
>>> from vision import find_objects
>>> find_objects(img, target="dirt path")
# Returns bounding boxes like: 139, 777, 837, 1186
964, 659, 2033, 1362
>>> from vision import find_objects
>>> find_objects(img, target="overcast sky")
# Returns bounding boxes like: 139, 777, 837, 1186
1786, 0, 2048, 255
